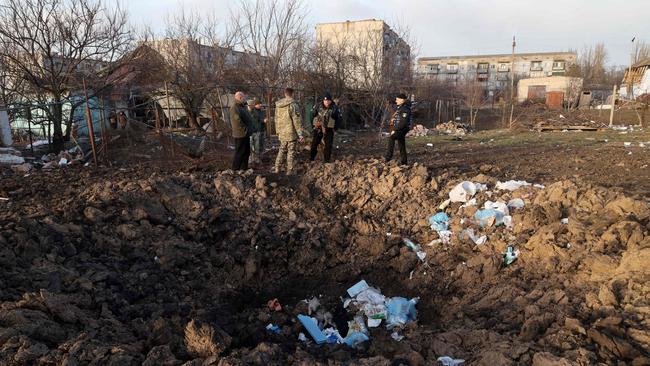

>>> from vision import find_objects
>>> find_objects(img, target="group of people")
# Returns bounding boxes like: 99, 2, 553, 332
229, 88, 412, 174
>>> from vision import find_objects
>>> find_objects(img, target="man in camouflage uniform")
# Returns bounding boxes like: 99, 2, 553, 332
273, 88, 303, 175
248, 99, 266, 165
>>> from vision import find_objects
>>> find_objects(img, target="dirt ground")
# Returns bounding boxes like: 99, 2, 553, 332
0, 126, 649, 365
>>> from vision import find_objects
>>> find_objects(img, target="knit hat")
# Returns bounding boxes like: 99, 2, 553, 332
396, 93, 408, 100
323, 92, 333, 101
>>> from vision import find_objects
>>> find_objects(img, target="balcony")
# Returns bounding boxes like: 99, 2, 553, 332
530, 61, 543, 71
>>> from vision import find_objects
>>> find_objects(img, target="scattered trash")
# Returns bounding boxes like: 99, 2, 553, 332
495, 180, 531, 191
624, 142, 632, 147
503, 246, 519, 266
386, 297, 418, 328
323, 328, 344, 344
297, 314, 328, 344
474, 209, 505, 227
267, 298, 282, 312
449, 181, 484, 203
461, 228, 487, 246
266, 323, 281, 334
391, 331, 404, 341
426, 143, 434, 147
58, 157, 68, 166
347, 280, 370, 297
460, 198, 477, 208
438, 199, 451, 210
402, 238, 427, 263
507, 198, 525, 210
298, 333, 307, 342
561, 218, 569, 224
437, 356, 466, 366
484, 200, 510, 216
429, 212, 450, 232
343, 332, 369, 348
306, 297, 320, 315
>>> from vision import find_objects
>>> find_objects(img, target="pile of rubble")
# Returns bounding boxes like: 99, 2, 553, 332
406, 124, 431, 137
435, 121, 468, 136
0, 160, 648, 364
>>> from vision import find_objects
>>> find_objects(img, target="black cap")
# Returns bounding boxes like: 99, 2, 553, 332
323, 92, 333, 101
396, 93, 408, 100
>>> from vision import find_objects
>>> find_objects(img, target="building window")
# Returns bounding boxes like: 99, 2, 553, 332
426, 64, 439, 73
446, 63, 458, 73
498, 63, 509, 72
530, 61, 543, 71
552, 61, 565, 70
477, 63, 489, 73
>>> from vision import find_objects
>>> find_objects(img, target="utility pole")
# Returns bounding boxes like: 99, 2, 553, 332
609, 84, 617, 127
509, 36, 516, 129
627, 37, 636, 99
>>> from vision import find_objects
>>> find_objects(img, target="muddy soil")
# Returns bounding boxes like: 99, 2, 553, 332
0, 129, 649, 365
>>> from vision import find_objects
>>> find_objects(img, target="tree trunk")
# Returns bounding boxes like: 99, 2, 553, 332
64, 104, 77, 141
188, 113, 199, 129
51, 99, 65, 152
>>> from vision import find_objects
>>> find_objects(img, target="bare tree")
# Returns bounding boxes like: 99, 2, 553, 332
231, 0, 309, 100
457, 77, 488, 127
145, 9, 237, 129
579, 42, 608, 86
0, 0, 132, 151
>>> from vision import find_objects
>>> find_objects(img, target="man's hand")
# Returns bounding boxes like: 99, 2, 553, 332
391, 131, 395, 135
298, 136, 304, 143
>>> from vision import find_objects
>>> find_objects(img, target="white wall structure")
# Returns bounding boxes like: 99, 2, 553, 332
0, 105, 12, 146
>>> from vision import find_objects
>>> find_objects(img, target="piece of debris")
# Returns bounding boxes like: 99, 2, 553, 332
437, 356, 465, 366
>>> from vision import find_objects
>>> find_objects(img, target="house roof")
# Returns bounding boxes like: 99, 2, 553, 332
633, 57, 650, 68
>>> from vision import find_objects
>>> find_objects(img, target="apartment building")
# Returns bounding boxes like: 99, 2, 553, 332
145, 39, 266, 71
416, 51, 577, 92
315, 19, 411, 89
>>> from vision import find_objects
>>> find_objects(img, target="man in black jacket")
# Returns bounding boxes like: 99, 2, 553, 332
310, 92, 340, 163
385, 93, 412, 165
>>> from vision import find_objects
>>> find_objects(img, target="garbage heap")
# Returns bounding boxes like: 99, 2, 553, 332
293, 280, 418, 348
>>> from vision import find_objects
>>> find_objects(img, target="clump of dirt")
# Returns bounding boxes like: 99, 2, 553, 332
0, 160, 648, 365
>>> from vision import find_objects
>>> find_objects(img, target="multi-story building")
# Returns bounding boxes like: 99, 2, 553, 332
315, 19, 411, 89
144, 39, 266, 71
416, 51, 577, 92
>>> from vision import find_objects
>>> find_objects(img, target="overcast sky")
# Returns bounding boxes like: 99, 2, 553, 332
128, 0, 649, 66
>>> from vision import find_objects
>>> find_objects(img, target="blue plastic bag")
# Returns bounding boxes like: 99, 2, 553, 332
429, 212, 450, 232
386, 297, 418, 328
344, 331, 369, 348
474, 209, 505, 227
